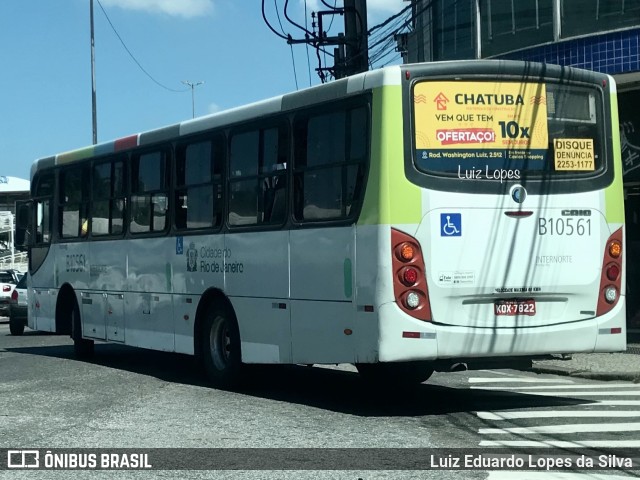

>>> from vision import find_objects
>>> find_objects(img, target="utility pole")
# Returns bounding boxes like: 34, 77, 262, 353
182, 80, 204, 118
90, 0, 98, 144
286, 0, 368, 80
342, 0, 368, 78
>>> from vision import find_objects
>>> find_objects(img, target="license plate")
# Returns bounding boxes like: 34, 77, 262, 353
494, 299, 536, 316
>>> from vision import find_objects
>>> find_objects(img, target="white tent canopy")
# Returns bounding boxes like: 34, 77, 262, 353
0, 176, 29, 193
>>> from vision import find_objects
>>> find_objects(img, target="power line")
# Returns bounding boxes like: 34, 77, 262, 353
95, 0, 188, 93
303, 0, 313, 86
273, 0, 300, 90
289, 45, 300, 90
262, 1, 429, 82
262, 0, 290, 40
363, 1, 432, 70
367, 2, 414, 36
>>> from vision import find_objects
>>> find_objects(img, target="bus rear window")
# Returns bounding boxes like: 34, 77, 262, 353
412, 80, 604, 179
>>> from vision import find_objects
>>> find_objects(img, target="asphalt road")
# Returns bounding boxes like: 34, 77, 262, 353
1, 320, 639, 480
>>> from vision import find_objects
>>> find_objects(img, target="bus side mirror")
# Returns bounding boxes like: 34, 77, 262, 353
14, 200, 32, 252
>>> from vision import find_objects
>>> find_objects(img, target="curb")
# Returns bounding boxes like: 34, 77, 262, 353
531, 364, 640, 382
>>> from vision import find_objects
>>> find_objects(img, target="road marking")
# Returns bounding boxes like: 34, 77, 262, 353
477, 410, 640, 420
469, 377, 574, 384
480, 422, 640, 435
471, 389, 640, 396
471, 384, 638, 390
594, 400, 640, 406
478, 370, 520, 376
480, 439, 640, 448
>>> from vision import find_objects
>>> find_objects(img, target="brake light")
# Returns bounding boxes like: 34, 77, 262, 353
2, 285, 9, 292
11, 289, 18, 302
402, 267, 419, 285
606, 263, 620, 281
391, 229, 432, 321
596, 228, 623, 316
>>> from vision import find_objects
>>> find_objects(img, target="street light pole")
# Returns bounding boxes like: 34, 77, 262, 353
90, 0, 98, 144
182, 80, 204, 118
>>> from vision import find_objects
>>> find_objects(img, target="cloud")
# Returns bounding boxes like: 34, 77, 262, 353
366, 0, 407, 14
208, 102, 222, 114
299, 0, 407, 23
99, 0, 214, 19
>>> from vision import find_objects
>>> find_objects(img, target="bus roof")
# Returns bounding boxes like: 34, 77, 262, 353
30, 64, 403, 180
31, 59, 613, 181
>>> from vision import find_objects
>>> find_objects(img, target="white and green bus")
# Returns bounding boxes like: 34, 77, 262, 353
17, 60, 625, 387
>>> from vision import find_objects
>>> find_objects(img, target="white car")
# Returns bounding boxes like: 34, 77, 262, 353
0, 269, 22, 318
9, 273, 28, 335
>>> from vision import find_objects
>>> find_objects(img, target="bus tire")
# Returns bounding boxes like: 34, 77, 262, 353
9, 317, 25, 336
201, 304, 243, 389
355, 361, 433, 386
71, 299, 94, 359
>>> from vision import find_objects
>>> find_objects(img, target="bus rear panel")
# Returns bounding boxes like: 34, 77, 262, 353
377, 61, 625, 365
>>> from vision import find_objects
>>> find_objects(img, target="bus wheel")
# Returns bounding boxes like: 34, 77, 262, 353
201, 304, 243, 388
71, 300, 94, 359
9, 317, 24, 336
355, 361, 433, 386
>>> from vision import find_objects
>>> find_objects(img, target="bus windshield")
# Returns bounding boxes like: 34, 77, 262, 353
412, 80, 605, 180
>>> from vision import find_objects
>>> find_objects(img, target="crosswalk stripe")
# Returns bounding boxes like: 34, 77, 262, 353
471, 384, 638, 390
469, 377, 575, 384
479, 422, 640, 434
470, 374, 640, 455
477, 410, 640, 420
480, 440, 640, 448
471, 389, 640, 396
478, 370, 521, 376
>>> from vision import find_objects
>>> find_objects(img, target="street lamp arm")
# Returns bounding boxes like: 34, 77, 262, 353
181, 80, 205, 118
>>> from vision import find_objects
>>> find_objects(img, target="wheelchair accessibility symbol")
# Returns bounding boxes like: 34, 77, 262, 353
441, 213, 461, 236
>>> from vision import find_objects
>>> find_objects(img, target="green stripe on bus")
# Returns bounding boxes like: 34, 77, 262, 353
57, 146, 95, 164
359, 86, 421, 225
343, 258, 353, 299
166, 263, 172, 291
605, 92, 624, 223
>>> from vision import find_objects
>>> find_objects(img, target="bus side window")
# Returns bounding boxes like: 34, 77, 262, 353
31, 172, 54, 245
175, 137, 222, 231
59, 166, 90, 239
228, 124, 288, 228
130, 150, 168, 234
293, 104, 368, 222
260, 125, 288, 224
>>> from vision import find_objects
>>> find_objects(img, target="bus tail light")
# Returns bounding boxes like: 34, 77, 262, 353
609, 240, 622, 258
391, 229, 432, 321
402, 267, 419, 285
605, 264, 620, 282
596, 228, 623, 316
604, 286, 617, 304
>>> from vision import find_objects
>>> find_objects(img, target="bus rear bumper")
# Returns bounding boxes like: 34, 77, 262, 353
378, 299, 627, 363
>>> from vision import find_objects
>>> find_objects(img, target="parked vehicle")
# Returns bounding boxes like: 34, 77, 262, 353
0, 269, 22, 318
9, 274, 28, 335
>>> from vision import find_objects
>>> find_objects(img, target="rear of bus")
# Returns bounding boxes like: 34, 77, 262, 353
381, 60, 625, 365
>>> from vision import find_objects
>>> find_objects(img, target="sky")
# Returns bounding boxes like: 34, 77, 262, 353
0, 0, 407, 180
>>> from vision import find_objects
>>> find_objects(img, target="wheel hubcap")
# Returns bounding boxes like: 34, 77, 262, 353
210, 316, 232, 370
